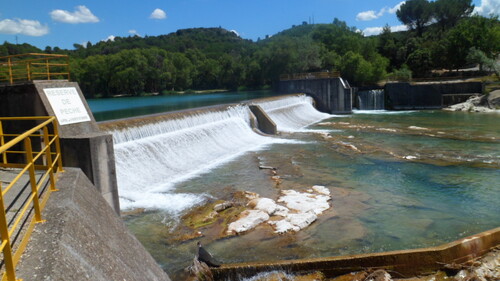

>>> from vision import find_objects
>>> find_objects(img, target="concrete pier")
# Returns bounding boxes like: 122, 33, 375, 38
0, 81, 120, 214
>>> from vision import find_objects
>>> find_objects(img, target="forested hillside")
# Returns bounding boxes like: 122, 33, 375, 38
1, 0, 499, 98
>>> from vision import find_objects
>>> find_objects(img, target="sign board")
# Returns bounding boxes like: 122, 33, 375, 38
43, 87, 91, 125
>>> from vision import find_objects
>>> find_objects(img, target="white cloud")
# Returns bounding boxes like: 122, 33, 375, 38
356, 11, 379, 21
389, 1, 405, 14
362, 24, 407, 36
356, 1, 405, 21
150, 8, 167, 20
474, 0, 500, 17
0, 18, 49, 36
128, 29, 141, 37
50, 5, 99, 24
102, 35, 115, 42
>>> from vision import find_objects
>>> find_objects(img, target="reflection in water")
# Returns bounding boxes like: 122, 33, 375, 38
118, 104, 499, 280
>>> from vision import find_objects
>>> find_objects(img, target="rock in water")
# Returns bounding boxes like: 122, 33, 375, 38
197, 242, 221, 268
185, 256, 213, 281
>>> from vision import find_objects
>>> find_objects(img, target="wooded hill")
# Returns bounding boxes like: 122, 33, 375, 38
1, 0, 499, 98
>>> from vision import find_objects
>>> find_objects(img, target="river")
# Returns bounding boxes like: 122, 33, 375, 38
90, 92, 500, 280
87, 90, 279, 121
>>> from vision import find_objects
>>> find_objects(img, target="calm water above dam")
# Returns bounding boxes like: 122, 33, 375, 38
98, 95, 499, 280
88, 90, 278, 121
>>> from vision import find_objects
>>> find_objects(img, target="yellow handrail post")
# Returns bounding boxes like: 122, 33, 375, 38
24, 137, 44, 223
42, 127, 57, 191
66, 56, 71, 81
52, 120, 63, 172
0, 121, 7, 164
7, 57, 13, 85
0, 183, 17, 281
45, 58, 50, 81
26, 61, 31, 81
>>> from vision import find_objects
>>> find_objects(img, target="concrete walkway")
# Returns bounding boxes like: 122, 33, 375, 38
16, 168, 170, 281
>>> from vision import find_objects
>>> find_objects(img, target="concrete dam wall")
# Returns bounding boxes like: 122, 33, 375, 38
385, 81, 483, 110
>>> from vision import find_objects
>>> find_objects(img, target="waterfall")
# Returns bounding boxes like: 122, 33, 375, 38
357, 89, 385, 110
109, 105, 287, 212
107, 95, 330, 213
255, 95, 331, 132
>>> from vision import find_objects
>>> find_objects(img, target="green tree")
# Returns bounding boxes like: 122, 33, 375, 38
433, 0, 474, 31
406, 48, 433, 76
396, 0, 433, 36
445, 16, 500, 70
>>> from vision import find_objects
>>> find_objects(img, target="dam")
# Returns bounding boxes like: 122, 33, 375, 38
96, 93, 500, 280
1, 70, 498, 279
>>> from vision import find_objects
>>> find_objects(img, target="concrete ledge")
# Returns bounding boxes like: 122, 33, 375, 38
213, 227, 500, 280
17, 168, 170, 281
248, 105, 277, 135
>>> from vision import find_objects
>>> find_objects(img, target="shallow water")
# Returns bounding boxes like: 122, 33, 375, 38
122, 109, 499, 280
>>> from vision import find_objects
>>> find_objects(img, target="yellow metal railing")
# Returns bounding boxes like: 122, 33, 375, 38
280, 71, 341, 81
0, 53, 70, 85
0, 116, 63, 281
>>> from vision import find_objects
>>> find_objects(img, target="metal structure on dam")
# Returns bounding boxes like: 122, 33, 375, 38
278, 72, 353, 114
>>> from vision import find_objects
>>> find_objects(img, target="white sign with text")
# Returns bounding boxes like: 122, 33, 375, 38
44, 87, 91, 125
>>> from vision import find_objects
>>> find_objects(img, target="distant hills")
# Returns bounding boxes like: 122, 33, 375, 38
1, 14, 498, 97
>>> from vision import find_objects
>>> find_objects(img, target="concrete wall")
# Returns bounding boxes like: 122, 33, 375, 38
385, 82, 483, 110
278, 78, 352, 114
16, 168, 171, 281
248, 105, 277, 135
0, 81, 120, 214
214, 226, 500, 280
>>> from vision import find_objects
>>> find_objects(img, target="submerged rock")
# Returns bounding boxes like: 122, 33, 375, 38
214, 201, 233, 212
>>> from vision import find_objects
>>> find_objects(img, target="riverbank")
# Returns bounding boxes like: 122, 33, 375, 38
443, 90, 500, 112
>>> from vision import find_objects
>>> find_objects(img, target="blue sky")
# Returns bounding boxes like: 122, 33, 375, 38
1, 0, 498, 50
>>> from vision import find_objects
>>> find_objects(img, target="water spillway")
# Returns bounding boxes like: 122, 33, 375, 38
356, 89, 385, 110
108, 105, 268, 211
96, 93, 499, 280
102, 95, 325, 212
255, 95, 331, 132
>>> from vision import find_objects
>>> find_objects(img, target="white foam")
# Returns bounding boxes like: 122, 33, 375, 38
255, 95, 332, 132
110, 106, 293, 212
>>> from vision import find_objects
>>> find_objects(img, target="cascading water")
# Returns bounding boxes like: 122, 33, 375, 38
108, 95, 333, 213
110, 105, 281, 212
255, 95, 331, 132
357, 89, 385, 110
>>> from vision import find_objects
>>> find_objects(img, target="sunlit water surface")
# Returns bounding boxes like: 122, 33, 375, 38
120, 109, 499, 280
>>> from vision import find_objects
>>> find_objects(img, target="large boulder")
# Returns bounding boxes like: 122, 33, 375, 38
486, 90, 500, 108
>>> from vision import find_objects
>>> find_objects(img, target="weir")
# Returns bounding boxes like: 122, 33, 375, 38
100, 94, 327, 212
355, 89, 385, 110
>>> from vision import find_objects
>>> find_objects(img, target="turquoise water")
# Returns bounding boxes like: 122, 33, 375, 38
88, 90, 278, 121
121, 109, 499, 280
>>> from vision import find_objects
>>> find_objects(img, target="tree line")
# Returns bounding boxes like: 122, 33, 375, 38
1, 0, 498, 98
